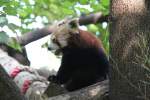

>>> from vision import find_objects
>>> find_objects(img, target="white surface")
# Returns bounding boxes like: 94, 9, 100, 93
25, 35, 61, 71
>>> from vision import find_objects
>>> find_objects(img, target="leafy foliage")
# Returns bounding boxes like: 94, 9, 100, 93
0, 31, 9, 43
0, 0, 110, 54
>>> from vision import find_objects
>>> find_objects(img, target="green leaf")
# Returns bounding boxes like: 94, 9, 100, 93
62, 8, 74, 15
101, 0, 110, 8
18, 9, 29, 18
87, 24, 99, 33
41, 42, 48, 48
3, 6, 17, 15
0, 0, 10, 5
0, 32, 9, 43
23, 0, 30, 5
8, 23, 19, 29
7, 23, 20, 34
0, 15, 8, 26
79, 0, 88, 4
62, 1, 75, 8
7, 37, 22, 51
75, 7, 90, 13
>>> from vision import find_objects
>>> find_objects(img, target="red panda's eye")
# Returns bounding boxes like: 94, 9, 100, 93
58, 23, 61, 26
58, 22, 65, 26
52, 38, 57, 43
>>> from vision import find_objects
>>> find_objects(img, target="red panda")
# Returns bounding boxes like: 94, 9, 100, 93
48, 18, 109, 91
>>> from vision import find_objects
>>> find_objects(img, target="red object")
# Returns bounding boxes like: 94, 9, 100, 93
10, 67, 21, 78
22, 79, 31, 94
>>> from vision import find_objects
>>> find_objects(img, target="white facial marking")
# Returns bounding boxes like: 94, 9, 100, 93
48, 18, 79, 51
48, 35, 59, 50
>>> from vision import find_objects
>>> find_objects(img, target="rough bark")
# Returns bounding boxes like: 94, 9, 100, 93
0, 65, 26, 100
16, 12, 108, 46
0, 43, 30, 66
110, 0, 150, 100
45, 80, 109, 100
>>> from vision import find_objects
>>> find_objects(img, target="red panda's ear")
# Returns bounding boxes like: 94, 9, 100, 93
68, 18, 79, 34
68, 18, 79, 29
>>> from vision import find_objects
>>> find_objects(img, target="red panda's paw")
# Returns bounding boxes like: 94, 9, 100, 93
48, 75, 59, 84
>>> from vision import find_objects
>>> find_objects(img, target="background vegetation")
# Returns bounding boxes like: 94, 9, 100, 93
0, 0, 110, 54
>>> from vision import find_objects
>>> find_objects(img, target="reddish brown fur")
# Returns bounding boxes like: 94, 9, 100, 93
68, 29, 105, 52
48, 21, 109, 91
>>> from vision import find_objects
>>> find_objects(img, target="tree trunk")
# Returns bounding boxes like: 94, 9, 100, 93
0, 65, 26, 100
110, 0, 150, 100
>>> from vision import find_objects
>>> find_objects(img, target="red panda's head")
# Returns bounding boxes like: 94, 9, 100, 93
48, 18, 104, 55
48, 18, 80, 52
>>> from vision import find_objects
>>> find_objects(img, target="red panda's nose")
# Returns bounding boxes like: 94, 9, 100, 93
48, 47, 52, 50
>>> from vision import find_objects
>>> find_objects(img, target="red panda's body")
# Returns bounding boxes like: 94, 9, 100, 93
48, 19, 109, 91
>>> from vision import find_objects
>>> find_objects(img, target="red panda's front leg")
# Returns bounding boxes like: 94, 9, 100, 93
56, 66, 72, 84
48, 67, 72, 84
48, 59, 73, 84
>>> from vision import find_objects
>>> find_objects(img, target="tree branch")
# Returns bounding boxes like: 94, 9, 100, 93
0, 65, 26, 100
0, 48, 108, 100
17, 12, 108, 46
45, 80, 109, 100
79, 12, 108, 25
